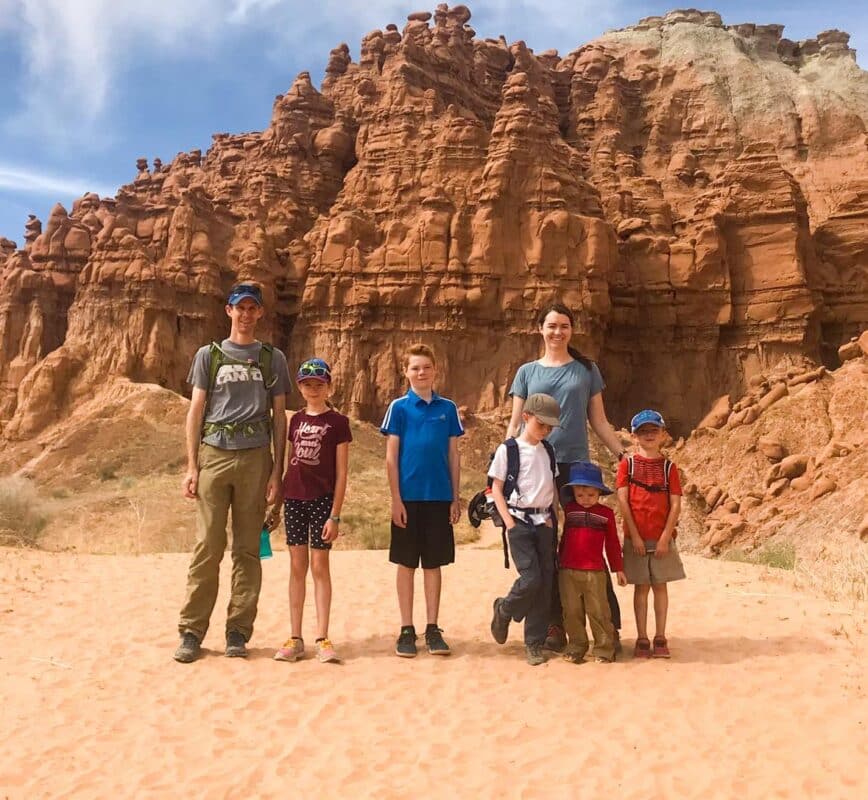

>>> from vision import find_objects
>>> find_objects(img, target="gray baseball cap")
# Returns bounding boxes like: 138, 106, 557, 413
524, 393, 561, 427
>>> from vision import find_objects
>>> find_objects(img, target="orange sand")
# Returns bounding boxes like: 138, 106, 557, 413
1, 546, 866, 799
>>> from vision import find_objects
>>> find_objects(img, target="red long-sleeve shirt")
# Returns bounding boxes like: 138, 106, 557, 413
559, 502, 624, 572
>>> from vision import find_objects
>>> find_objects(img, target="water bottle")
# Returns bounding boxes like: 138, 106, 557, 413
259, 526, 273, 559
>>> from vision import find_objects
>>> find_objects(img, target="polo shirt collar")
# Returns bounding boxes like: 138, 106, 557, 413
407, 387, 440, 406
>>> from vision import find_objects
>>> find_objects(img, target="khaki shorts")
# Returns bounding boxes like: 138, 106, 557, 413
623, 539, 686, 585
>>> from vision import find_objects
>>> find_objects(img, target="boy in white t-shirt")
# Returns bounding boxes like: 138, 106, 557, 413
488, 394, 560, 666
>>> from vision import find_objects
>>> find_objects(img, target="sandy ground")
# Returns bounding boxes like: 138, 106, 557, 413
1, 543, 866, 800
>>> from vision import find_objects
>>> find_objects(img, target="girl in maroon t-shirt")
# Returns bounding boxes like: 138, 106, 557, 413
274, 358, 352, 665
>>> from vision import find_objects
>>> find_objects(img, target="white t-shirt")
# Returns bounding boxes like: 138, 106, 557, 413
487, 438, 558, 524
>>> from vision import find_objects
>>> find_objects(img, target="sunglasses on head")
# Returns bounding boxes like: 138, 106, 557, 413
298, 363, 330, 377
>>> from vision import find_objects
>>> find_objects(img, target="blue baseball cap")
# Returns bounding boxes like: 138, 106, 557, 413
630, 409, 666, 432
227, 283, 263, 306
296, 357, 332, 384
560, 461, 613, 504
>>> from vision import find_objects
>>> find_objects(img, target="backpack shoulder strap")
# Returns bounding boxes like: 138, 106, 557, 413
206, 341, 224, 395
541, 439, 556, 477
503, 438, 520, 500
258, 343, 277, 390
627, 455, 634, 482
663, 459, 672, 492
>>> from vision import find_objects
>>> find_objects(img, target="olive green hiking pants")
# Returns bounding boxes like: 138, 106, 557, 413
178, 444, 272, 642
558, 569, 615, 661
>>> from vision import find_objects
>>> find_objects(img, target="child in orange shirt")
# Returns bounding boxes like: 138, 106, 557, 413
616, 410, 685, 659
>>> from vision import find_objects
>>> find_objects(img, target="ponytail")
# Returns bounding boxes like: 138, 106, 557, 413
537, 302, 595, 372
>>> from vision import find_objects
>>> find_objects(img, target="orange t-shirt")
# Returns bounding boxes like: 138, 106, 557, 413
616, 455, 682, 541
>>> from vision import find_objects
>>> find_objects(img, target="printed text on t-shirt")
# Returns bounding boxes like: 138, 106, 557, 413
291, 420, 332, 466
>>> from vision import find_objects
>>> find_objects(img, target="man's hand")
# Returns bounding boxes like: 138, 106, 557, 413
321, 518, 340, 542
391, 500, 408, 528
616, 570, 627, 587
655, 537, 671, 558
265, 471, 281, 505
631, 535, 645, 556
449, 499, 461, 525
182, 468, 198, 499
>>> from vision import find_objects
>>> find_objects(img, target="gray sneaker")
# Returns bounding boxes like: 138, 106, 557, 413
225, 630, 248, 658
173, 632, 201, 663
526, 644, 546, 666
490, 597, 510, 644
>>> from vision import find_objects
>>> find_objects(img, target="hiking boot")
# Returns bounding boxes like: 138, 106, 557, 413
274, 637, 304, 662
316, 638, 341, 664
395, 626, 417, 658
425, 625, 451, 656
526, 644, 547, 666
490, 597, 510, 644
225, 631, 248, 658
173, 632, 201, 663
613, 629, 622, 655
544, 624, 566, 653
562, 650, 585, 664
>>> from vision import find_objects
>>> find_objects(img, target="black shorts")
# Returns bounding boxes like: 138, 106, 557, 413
284, 495, 333, 550
389, 501, 454, 569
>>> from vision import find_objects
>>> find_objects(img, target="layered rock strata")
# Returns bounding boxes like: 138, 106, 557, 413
0, 6, 866, 440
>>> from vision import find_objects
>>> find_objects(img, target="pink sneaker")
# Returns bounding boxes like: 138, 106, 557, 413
316, 638, 341, 664
274, 637, 304, 662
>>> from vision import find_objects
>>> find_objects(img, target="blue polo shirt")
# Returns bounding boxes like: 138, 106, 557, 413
380, 389, 464, 501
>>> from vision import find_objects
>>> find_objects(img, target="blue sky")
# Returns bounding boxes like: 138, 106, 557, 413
0, 0, 865, 244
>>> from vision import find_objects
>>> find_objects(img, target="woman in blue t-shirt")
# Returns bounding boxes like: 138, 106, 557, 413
506, 302, 625, 653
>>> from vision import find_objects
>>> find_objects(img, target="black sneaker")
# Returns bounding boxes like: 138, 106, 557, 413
225, 630, 248, 658
395, 626, 417, 658
543, 624, 566, 653
526, 644, 547, 666
425, 625, 451, 656
173, 631, 201, 663
490, 597, 510, 644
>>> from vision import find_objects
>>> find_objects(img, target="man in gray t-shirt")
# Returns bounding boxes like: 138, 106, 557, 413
174, 283, 290, 663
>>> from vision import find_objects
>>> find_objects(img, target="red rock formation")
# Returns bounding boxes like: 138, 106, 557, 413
0, 6, 866, 441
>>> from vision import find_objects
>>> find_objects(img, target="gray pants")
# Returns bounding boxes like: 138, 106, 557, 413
502, 521, 555, 646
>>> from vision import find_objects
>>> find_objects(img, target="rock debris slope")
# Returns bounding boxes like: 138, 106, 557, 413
0, 6, 866, 440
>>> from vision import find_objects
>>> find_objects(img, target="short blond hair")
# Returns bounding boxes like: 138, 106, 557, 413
403, 343, 436, 367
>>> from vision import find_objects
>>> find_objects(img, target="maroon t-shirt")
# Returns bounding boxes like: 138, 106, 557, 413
283, 410, 353, 500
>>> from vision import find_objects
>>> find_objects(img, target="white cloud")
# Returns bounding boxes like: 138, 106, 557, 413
0, 162, 116, 198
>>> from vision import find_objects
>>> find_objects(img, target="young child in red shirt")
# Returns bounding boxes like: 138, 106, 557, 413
617, 409, 685, 660
558, 462, 626, 663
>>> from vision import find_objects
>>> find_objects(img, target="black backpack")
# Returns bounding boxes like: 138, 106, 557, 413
467, 437, 557, 568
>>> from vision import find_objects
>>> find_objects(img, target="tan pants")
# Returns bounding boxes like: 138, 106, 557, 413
178, 444, 273, 641
558, 569, 615, 661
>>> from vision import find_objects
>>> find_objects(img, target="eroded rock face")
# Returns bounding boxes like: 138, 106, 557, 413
0, 5, 866, 439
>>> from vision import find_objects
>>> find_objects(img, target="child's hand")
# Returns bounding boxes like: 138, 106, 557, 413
264, 506, 280, 532
655, 537, 670, 557
322, 518, 339, 542
391, 500, 408, 528
449, 499, 461, 524
631, 535, 645, 556
616, 571, 627, 587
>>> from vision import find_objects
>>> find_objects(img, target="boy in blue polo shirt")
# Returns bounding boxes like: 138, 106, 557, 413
381, 343, 464, 658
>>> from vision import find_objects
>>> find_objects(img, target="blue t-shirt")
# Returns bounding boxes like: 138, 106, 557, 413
509, 360, 605, 463
380, 389, 465, 501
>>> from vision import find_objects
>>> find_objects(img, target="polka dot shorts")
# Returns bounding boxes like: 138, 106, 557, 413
284, 495, 333, 550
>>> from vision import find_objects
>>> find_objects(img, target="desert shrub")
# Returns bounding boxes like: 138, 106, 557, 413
722, 541, 797, 571
0, 477, 50, 546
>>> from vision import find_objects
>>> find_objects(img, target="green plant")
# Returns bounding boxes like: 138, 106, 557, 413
722, 541, 796, 571
0, 476, 50, 546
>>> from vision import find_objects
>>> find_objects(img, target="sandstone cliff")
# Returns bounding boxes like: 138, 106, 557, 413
1, 6, 867, 440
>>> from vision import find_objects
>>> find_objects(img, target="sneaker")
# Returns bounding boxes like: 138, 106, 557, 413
562, 650, 585, 664
634, 637, 652, 659
274, 637, 305, 662
543, 624, 566, 653
316, 638, 341, 663
490, 597, 510, 644
594, 656, 614, 663
652, 636, 671, 658
614, 629, 623, 655
225, 630, 248, 658
425, 625, 451, 656
395, 626, 417, 658
526, 644, 547, 666
173, 632, 201, 663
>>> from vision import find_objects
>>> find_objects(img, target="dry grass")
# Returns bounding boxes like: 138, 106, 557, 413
722, 541, 797, 571
0, 477, 51, 546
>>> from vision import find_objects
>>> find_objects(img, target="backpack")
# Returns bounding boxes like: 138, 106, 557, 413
625, 455, 673, 494
201, 341, 278, 440
467, 437, 557, 568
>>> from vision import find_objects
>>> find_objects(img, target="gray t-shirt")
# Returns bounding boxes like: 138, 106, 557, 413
509, 359, 605, 463
188, 339, 290, 450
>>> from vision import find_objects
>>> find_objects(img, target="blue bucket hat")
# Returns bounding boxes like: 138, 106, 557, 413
560, 461, 613, 504
630, 409, 666, 432
227, 283, 263, 306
